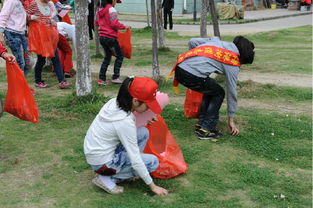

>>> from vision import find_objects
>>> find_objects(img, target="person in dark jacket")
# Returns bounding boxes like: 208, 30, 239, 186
162, 0, 174, 30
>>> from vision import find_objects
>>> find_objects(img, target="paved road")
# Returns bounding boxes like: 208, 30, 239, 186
121, 14, 312, 36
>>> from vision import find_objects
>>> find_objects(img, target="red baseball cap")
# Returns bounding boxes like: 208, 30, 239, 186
128, 77, 162, 114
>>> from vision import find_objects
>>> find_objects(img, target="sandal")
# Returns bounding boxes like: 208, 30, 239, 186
92, 176, 124, 194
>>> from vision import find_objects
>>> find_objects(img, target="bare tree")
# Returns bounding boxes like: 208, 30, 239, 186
75, 0, 92, 96
150, 0, 160, 79
94, 0, 101, 55
200, 0, 208, 37
156, 0, 165, 48
208, 0, 220, 37
145, 0, 150, 27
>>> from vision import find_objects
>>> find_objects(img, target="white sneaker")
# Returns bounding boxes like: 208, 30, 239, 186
92, 176, 124, 194
111, 78, 124, 84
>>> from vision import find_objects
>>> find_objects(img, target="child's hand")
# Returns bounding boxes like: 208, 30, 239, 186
147, 116, 158, 125
3, 53, 16, 63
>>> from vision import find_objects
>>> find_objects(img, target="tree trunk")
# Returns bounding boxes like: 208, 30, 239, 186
200, 0, 208, 38
157, 0, 165, 48
208, 0, 220, 38
150, 0, 160, 79
145, 0, 150, 27
94, 0, 101, 55
75, 0, 92, 96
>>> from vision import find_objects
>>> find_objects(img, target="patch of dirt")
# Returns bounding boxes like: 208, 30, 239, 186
90, 64, 312, 88
169, 96, 311, 116
239, 71, 312, 88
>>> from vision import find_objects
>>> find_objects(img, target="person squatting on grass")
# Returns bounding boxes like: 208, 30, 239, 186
0, 0, 32, 75
173, 36, 255, 140
26, 0, 70, 89
95, 0, 130, 86
84, 77, 168, 196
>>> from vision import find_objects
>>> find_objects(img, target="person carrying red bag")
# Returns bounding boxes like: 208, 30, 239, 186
0, 44, 16, 117
84, 77, 168, 196
27, 0, 70, 89
169, 36, 255, 140
95, 0, 130, 86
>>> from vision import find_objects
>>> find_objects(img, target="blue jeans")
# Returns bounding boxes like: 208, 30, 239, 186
34, 49, 65, 83
99, 36, 123, 81
91, 127, 159, 183
4, 30, 29, 75
175, 66, 225, 131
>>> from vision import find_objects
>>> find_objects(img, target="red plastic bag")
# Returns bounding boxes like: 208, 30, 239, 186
184, 89, 203, 118
3, 61, 39, 123
28, 22, 59, 58
117, 28, 132, 59
144, 115, 188, 179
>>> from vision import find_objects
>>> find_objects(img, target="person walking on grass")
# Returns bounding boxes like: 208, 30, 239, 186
0, 0, 33, 75
170, 36, 255, 140
27, 0, 70, 89
84, 77, 168, 196
95, 0, 130, 86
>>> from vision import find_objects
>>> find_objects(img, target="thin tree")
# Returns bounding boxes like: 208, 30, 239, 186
157, 0, 165, 48
200, 0, 208, 37
75, 0, 92, 96
208, 0, 220, 37
150, 0, 160, 79
94, 0, 101, 55
145, 0, 150, 27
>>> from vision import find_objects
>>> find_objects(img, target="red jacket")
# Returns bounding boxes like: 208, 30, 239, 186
94, 4, 126, 39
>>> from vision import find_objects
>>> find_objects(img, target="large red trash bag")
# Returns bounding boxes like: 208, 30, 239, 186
3, 61, 39, 123
144, 115, 188, 179
117, 28, 132, 59
28, 21, 59, 58
184, 89, 203, 118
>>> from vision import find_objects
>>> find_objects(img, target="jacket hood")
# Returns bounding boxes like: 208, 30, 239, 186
97, 5, 111, 18
98, 98, 131, 122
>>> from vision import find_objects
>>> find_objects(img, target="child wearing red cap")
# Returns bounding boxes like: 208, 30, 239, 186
84, 77, 168, 195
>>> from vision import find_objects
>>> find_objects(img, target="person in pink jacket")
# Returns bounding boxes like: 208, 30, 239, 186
95, 0, 130, 86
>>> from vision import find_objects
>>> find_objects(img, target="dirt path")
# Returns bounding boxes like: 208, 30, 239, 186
90, 64, 312, 88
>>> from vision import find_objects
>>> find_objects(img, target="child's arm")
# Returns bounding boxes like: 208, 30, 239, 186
0, 45, 15, 63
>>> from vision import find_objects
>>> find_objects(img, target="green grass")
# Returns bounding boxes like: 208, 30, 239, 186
0, 98, 311, 207
0, 26, 312, 207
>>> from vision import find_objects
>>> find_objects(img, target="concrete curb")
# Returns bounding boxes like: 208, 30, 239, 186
120, 11, 312, 25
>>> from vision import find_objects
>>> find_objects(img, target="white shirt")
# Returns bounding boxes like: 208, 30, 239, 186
57, 22, 76, 53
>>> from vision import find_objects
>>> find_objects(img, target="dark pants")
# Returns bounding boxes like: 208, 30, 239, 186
175, 66, 225, 131
34, 49, 64, 83
163, 9, 173, 29
99, 36, 123, 81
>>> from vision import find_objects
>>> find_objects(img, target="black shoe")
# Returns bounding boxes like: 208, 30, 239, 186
195, 124, 201, 132
196, 128, 223, 140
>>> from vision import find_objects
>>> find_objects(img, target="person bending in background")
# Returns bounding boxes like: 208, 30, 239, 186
173, 36, 255, 140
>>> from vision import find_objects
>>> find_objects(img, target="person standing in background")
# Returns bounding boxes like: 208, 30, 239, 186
162, 0, 174, 30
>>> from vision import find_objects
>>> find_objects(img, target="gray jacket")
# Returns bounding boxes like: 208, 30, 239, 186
178, 37, 240, 117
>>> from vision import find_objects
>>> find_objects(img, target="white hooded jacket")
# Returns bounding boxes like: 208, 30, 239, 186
84, 98, 152, 185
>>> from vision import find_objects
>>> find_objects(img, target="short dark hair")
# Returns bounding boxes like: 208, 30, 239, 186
233, 36, 255, 64
99, 0, 113, 7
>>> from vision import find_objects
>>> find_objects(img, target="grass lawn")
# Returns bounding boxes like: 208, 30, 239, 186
0, 26, 312, 208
